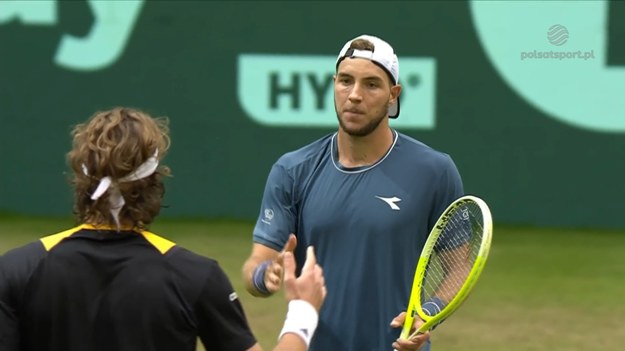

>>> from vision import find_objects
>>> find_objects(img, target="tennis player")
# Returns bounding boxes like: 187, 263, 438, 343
0, 107, 326, 351
242, 34, 464, 350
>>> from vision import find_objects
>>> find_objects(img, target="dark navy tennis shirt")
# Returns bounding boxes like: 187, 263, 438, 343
253, 130, 463, 351
0, 225, 256, 351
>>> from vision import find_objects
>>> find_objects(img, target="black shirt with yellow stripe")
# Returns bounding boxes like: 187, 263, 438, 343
0, 225, 257, 351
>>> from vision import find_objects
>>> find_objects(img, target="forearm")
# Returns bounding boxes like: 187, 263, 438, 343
243, 243, 282, 297
436, 244, 471, 303
242, 257, 269, 297
273, 334, 307, 351
273, 300, 318, 351
246, 300, 319, 351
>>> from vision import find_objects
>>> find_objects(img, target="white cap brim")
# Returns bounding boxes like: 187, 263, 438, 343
336, 34, 400, 118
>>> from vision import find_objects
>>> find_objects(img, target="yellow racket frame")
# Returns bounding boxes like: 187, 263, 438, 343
400, 195, 493, 339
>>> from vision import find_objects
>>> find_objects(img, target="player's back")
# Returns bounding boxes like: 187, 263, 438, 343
0, 225, 228, 351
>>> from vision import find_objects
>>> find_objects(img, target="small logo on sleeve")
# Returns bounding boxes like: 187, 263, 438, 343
261, 208, 274, 224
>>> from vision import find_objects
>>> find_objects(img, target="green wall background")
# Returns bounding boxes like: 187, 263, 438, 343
1, 1, 624, 228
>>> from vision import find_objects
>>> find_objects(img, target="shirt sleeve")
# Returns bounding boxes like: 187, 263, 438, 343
0, 242, 46, 350
0, 254, 19, 350
430, 155, 468, 251
252, 161, 297, 251
429, 154, 464, 231
0, 300, 19, 350
195, 262, 257, 351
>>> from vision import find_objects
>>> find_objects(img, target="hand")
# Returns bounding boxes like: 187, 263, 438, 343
283, 246, 326, 311
390, 312, 430, 351
263, 234, 297, 293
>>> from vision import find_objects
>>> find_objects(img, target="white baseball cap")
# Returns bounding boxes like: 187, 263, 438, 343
336, 34, 400, 118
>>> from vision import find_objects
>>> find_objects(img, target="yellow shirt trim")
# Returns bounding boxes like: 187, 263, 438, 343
81, 223, 135, 231
40, 224, 88, 251
40, 224, 176, 254
140, 231, 176, 255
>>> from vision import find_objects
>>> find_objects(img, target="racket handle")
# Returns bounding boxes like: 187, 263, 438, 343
408, 328, 426, 339
399, 313, 414, 339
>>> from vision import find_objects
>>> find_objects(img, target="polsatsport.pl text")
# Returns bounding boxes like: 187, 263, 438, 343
520, 50, 595, 60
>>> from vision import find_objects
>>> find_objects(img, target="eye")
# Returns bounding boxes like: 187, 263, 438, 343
338, 77, 352, 85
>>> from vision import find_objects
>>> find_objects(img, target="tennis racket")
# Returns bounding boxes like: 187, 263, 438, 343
399, 195, 493, 340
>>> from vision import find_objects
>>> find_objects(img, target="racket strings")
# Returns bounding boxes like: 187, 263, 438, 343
421, 203, 484, 316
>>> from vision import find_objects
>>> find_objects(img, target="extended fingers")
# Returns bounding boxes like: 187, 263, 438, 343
276, 234, 298, 265
265, 261, 284, 291
283, 234, 297, 252
390, 312, 407, 328
283, 251, 295, 280
282, 251, 296, 299
302, 246, 317, 272
392, 331, 429, 351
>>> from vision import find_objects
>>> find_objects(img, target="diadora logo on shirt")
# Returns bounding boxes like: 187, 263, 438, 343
375, 196, 402, 210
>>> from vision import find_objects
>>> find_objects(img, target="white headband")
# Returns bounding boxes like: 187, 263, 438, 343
82, 149, 160, 227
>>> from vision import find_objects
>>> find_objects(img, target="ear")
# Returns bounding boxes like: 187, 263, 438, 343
390, 84, 402, 105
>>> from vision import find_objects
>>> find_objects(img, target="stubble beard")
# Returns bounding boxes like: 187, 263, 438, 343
336, 108, 387, 137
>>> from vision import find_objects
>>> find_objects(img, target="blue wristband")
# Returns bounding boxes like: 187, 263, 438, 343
252, 260, 272, 296
422, 296, 446, 330
422, 296, 445, 316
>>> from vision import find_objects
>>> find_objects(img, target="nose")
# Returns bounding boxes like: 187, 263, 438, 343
348, 82, 363, 102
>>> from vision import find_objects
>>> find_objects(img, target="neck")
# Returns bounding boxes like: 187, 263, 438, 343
84, 217, 137, 231
336, 126, 394, 168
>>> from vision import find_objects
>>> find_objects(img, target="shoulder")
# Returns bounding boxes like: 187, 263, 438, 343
138, 229, 223, 278
395, 132, 457, 168
166, 247, 237, 302
274, 133, 334, 170
396, 132, 451, 159
164, 245, 229, 284
1, 241, 47, 285
165, 245, 218, 268
1, 240, 46, 264
262, 134, 334, 188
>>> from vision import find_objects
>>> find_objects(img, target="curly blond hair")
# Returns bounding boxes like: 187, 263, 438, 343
67, 107, 171, 229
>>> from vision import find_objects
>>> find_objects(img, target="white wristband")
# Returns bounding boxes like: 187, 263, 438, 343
278, 300, 319, 348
